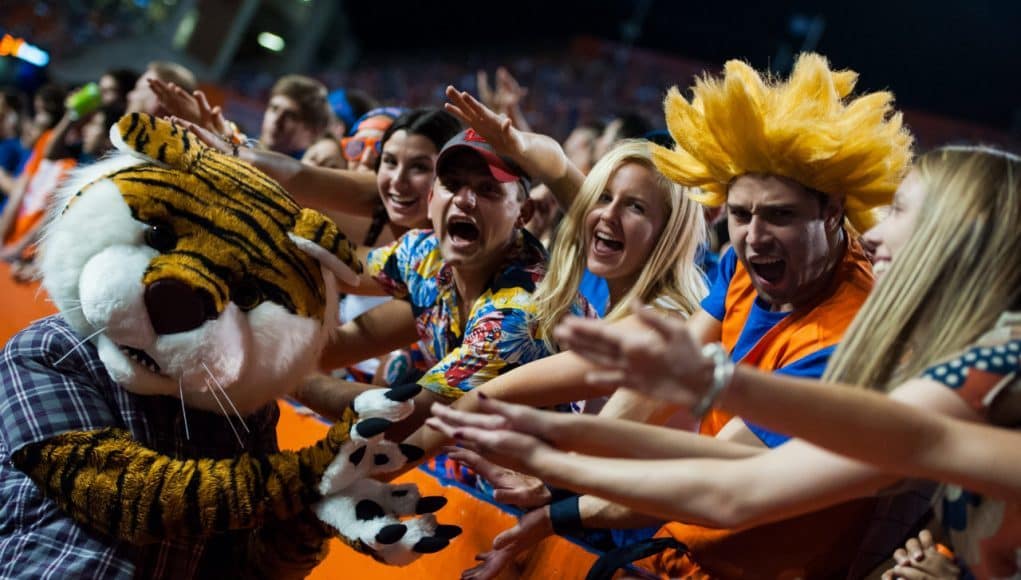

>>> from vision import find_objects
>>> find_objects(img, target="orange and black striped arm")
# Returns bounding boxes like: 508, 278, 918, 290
10, 406, 362, 545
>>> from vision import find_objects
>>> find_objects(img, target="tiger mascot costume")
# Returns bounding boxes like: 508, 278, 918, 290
0, 113, 459, 578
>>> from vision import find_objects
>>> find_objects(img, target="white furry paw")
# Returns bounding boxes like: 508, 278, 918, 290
319, 384, 425, 496
313, 479, 461, 566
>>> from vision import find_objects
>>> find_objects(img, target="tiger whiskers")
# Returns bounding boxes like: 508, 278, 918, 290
39, 299, 117, 322
202, 362, 249, 434
54, 326, 107, 366
46, 297, 117, 304
179, 379, 191, 441
205, 376, 245, 448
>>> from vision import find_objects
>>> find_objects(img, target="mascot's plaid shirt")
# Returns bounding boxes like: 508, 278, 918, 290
0, 316, 280, 579
368, 228, 591, 401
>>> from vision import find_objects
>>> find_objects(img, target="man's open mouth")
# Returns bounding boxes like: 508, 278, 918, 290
119, 345, 164, 375
749, 257, 786, 284
447, 216, 480, 243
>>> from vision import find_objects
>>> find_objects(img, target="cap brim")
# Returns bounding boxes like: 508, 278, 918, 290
438, 144, 523, 184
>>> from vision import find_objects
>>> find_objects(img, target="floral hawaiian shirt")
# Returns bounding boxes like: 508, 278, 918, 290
368, 228, 584, 400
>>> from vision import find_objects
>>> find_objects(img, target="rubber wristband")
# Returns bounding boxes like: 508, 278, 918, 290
935, 543, 955, 560
549, 495, 583, 535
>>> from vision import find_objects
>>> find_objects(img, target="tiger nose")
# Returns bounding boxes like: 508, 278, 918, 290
144, 279, 216, 335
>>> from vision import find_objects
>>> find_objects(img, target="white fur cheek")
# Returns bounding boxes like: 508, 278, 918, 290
225, 302, 320, 410
97, 334, 178, 396
96, 334, 136, 385
245, 301, 321, 387
39, 181, 143, 333
158, 303, 248, 393
79, 245, 157, 349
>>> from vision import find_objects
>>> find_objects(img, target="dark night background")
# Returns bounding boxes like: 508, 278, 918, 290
338, 0, 1020, 132
4, 0, 1020, 135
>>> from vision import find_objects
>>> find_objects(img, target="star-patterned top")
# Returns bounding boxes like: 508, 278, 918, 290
922, 312, 1020, 579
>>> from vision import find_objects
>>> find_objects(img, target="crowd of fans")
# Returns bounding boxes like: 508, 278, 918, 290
0, 32, 1019, 579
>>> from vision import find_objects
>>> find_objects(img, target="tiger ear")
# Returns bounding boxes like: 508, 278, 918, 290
110, 113, 203, 169
289, 208, 363, 287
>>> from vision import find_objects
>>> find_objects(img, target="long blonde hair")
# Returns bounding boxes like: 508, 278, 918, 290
824, 146, 1021, 389
534, 139, 708, 351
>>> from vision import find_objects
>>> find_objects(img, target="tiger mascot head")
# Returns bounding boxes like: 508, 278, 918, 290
39, 113, 361, 414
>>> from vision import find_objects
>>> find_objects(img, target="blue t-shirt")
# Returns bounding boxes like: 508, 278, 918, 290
0, 138, 29, 176
701, 248, 836, 447
580, 245, 720, 318
579, 269, 610, 316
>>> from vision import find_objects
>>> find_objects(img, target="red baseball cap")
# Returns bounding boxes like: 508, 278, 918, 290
436, 129, 531, 189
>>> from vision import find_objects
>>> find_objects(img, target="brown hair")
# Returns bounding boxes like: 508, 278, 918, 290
270, 75, 331, 134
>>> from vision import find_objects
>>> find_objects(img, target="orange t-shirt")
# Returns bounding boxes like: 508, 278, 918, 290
646, 236, 878, 578
3, 130, 76, 251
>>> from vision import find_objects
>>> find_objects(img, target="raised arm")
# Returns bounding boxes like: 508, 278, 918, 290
719, 368, 1019, 499
239, 149, 380, 216
444, 86, 584, 208
476, 67, 532, 133
427, 396, 902, 530
559, 304, 1021, 498
429, 399, 761, 461
555, 305, 1021, 511
398, 312, 730, 473
41, 112, 76, 161
319, 299, 418, 371
172, 118, 380, 216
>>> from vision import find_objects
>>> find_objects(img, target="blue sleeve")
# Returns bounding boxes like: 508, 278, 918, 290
744, 345, 838, 447
695, 243, 720, 286
699, 247, 738, 321
578, 269, 609, 317
744, 423, 792, 448
774, 345, 836, 380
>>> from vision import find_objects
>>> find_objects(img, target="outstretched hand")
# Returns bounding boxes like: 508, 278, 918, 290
170, 117, 236, 157
444, 446, 551, 508
476, 67, 528, 113
425, 397, 558, 478
554, 305, 712, 409
152, 79, 233, 139
475, 67, 530, 133
444, 86, 526, 158
881, 530, 960, 580
461, 506, 552, 580
150, 78, 201, 125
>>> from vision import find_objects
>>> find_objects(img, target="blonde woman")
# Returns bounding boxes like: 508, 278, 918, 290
531, 138, 707, 352
436, 146, 1021, 579
434, 85, 707, 347
392, 88, 707, 420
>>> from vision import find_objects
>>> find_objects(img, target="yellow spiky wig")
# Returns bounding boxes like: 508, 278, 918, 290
652, 53, 913, 232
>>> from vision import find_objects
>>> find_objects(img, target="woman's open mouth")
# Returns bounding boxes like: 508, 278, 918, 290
386, 193, 420, 208
592, 232, 624, 255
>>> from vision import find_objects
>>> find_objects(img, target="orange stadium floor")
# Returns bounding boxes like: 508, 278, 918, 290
0, 263, 621, 579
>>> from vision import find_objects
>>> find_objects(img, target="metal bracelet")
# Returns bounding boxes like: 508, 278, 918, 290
690, 342, 735, 419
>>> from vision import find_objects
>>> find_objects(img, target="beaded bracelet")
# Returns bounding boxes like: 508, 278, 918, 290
690, 342, 735, 419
